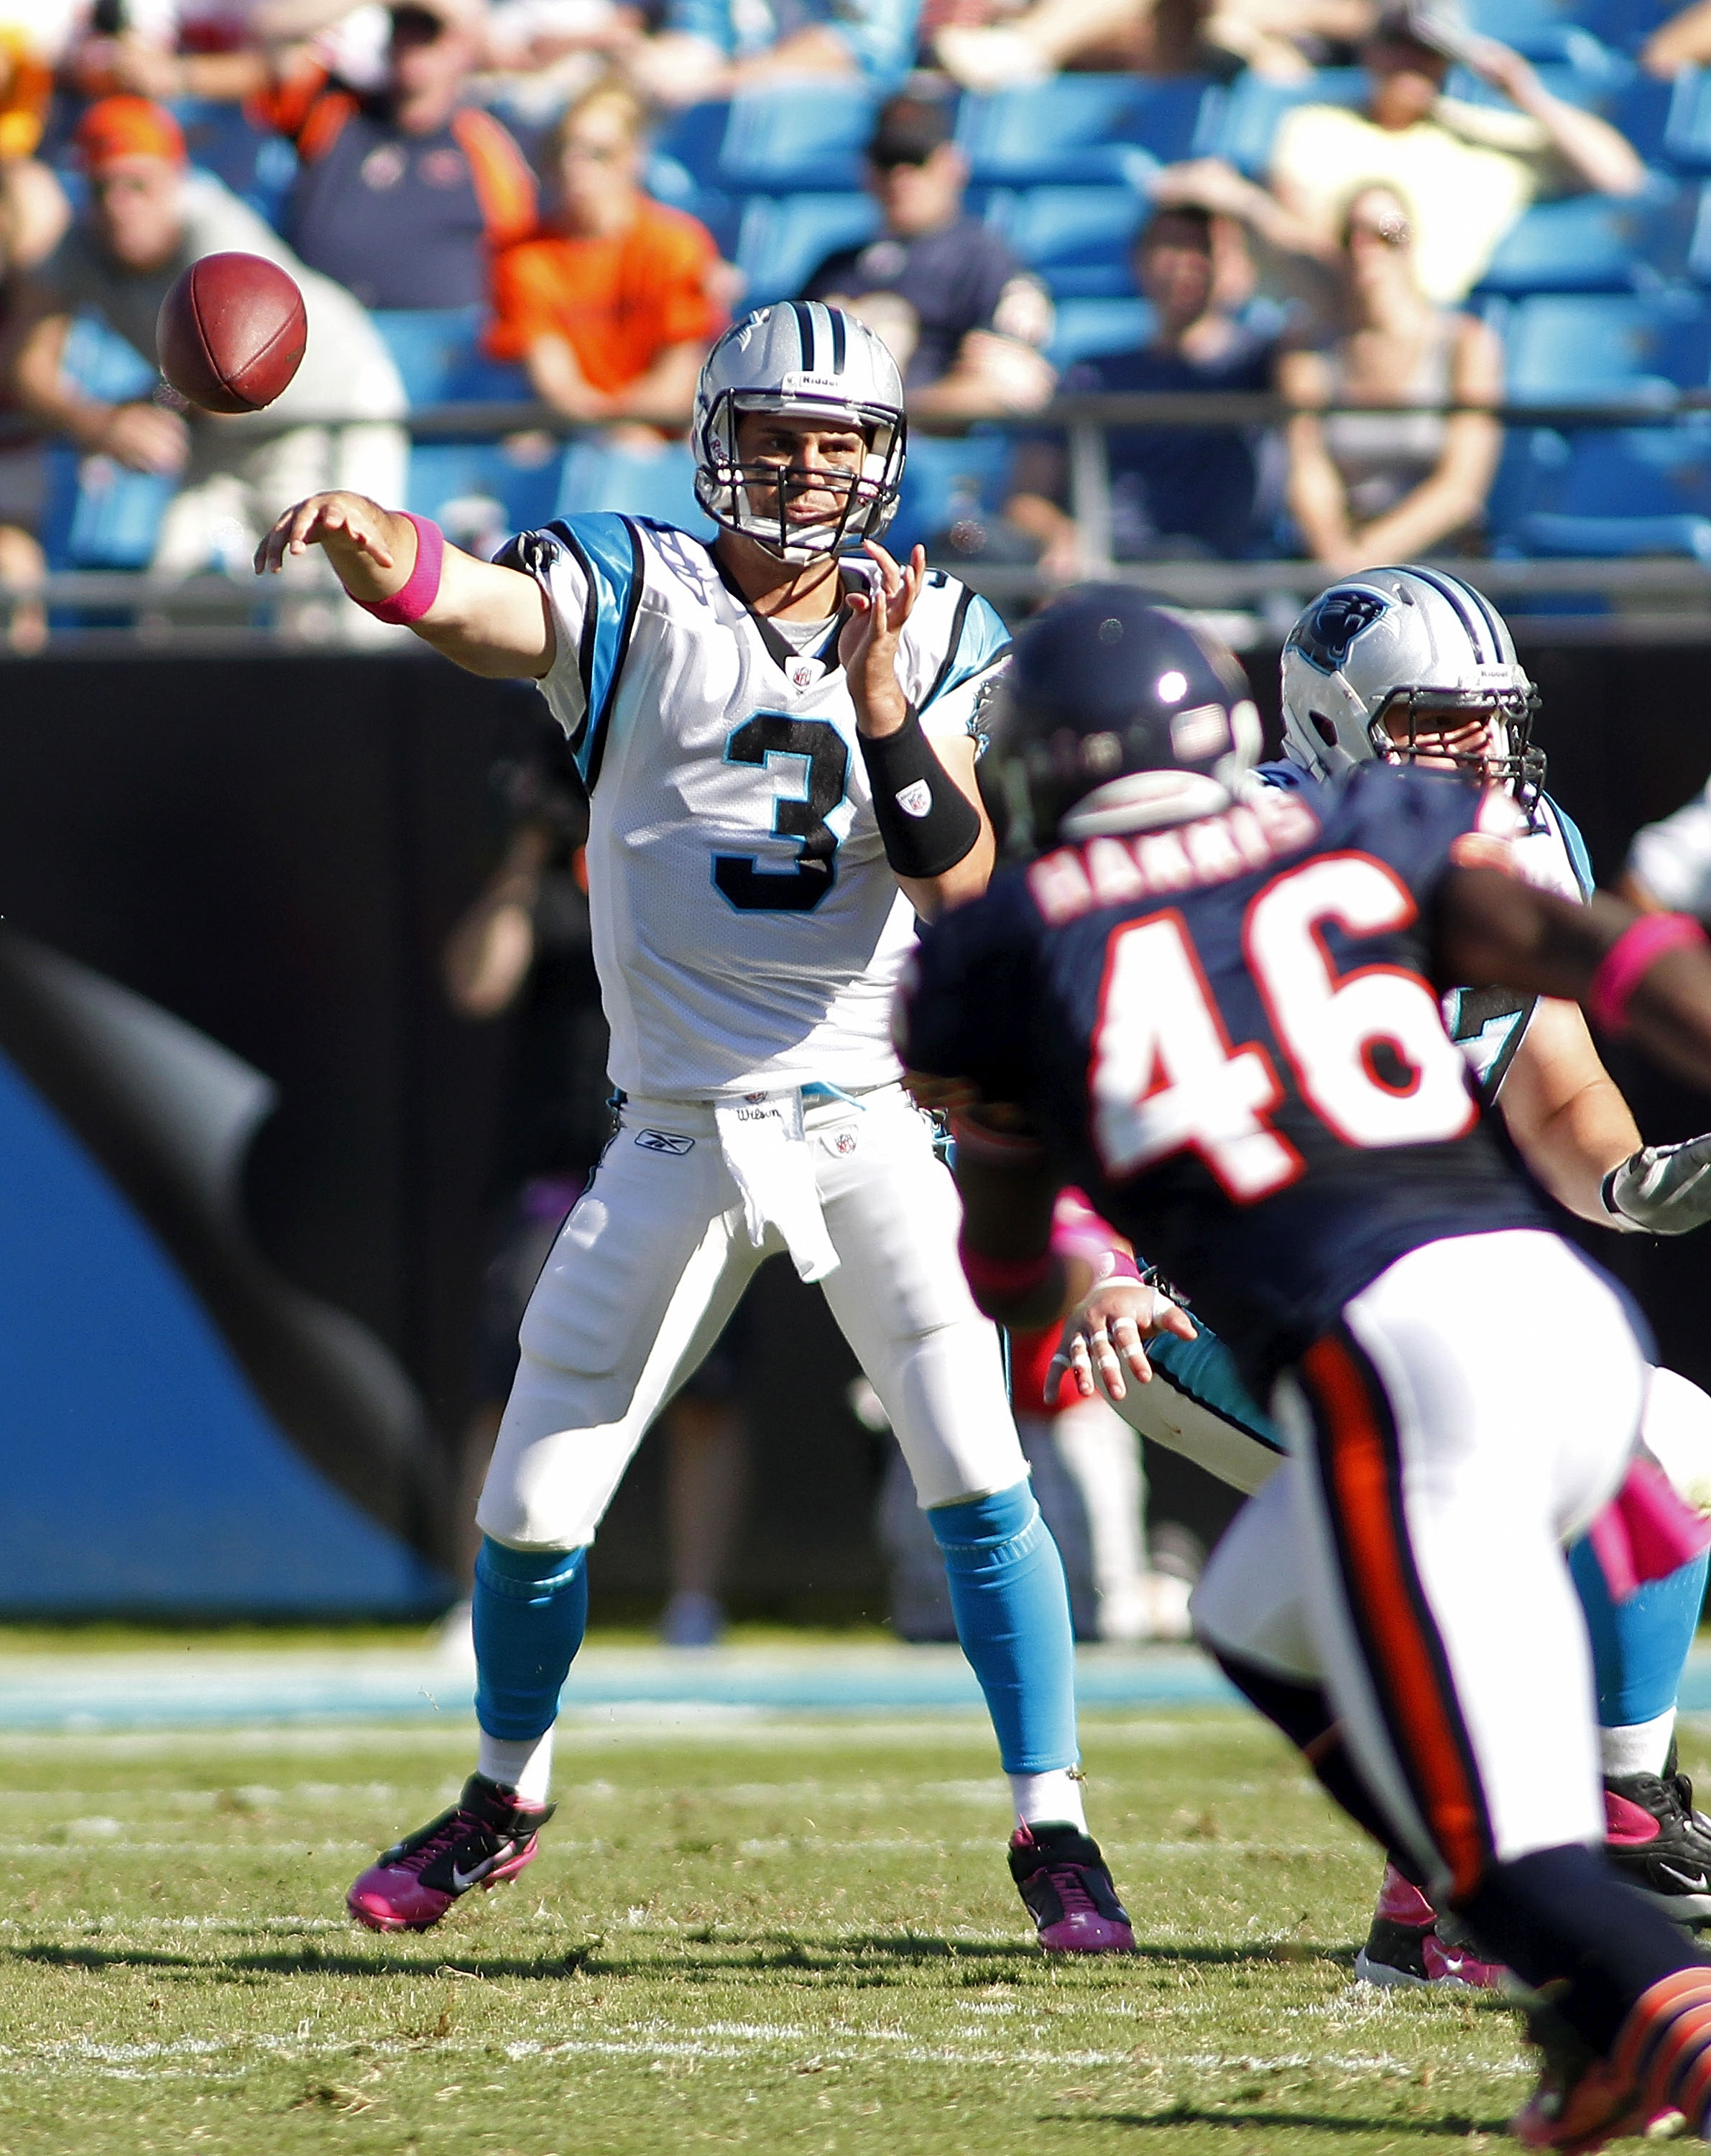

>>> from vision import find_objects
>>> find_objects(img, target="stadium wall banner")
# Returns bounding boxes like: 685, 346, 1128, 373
0, 930, 446, 1615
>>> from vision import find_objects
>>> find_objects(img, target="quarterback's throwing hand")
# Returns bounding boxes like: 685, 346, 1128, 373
254, 492, 398, 579
1049, 1279, 1197, 1405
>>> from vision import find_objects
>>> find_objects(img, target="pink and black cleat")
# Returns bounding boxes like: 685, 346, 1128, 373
1008, 1821, 1136, 1953
1602, 1750, 1711, 1926
346, 1774, 555, 1933
1354, 1862, 1506, 1991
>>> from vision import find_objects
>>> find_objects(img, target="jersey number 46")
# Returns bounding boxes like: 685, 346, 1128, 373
1090, 852, 1475, 1202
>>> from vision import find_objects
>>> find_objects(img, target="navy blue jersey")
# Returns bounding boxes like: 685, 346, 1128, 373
900, 763, 1549, 1390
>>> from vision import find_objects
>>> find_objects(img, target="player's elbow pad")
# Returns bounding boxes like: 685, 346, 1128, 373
859, 709, 982, 881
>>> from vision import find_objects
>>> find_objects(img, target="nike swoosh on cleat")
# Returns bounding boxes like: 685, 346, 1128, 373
449, 1854, 506, 1891
1656, 1863, 1711, 1894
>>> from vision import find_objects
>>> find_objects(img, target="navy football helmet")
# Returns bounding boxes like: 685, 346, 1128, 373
992, 584, 1263, 849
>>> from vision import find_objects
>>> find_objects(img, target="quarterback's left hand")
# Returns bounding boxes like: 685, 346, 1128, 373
841, 540, 926, 736
1603, 1133, 1711, 1234
1048, 1279, 1197, 1405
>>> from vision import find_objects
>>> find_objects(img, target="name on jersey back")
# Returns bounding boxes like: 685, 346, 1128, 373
1026, 790, 1321, 926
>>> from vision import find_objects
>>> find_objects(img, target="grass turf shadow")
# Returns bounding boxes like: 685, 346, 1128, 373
1079, 2109, 1511, 2137
6, 1931, 1371, 1985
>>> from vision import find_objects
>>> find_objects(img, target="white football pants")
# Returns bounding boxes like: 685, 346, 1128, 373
477, 1084, 1026, 1551
1191, 1230, 1645, 1902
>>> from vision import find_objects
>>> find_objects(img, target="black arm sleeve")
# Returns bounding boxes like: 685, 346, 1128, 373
859, 708, 982, 880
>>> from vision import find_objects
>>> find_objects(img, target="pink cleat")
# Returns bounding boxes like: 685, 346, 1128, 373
1355, 1861, 1506, 1991
346, 1774, 555, 1933
1008, 1821, 1135, 1953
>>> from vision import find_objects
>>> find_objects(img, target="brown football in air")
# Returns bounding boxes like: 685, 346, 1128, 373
156, 252, 308, 415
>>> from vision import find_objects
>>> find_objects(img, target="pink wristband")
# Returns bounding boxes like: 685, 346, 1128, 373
1587, 913, 1709, 1036
356, 513, 444, 624
958, 1235, 1053, 1304
1048, 1189, 1139, 1277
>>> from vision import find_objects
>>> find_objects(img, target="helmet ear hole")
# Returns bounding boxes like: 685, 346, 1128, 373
1311, 713, 1337, 749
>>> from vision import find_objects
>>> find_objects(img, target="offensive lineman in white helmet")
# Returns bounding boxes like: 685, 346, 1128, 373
257, 301, 1137, 1953
1058, 563, 1711, 1985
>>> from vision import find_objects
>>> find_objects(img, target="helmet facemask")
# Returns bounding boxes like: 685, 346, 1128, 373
1368, 683, 1544, 813
694, 390, 906, 564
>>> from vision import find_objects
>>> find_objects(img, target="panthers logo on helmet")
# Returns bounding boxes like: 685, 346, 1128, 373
1288, 587, 1388, 675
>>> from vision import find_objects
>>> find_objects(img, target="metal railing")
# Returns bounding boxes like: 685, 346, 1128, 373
9, 391, 1711, 654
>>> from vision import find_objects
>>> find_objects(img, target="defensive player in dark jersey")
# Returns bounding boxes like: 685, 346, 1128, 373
897, 585, 1711, 2153
1069, 569, 1711, 1991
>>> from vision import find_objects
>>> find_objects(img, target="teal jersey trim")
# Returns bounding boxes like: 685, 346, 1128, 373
1548, 795, 1596, 901
1145, 1325, 1283, 1455
547, 513, 645, 791
919, 588, 1012, 732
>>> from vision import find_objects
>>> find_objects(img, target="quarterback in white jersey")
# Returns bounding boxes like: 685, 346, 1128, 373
515, 511, 1006, 1099
258, 300, 1136, 1955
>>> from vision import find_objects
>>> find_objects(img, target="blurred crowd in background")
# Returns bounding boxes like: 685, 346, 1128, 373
2, 0, 1711, 660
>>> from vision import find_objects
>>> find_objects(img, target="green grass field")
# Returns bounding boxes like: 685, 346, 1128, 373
0, 1702, 1625, 2156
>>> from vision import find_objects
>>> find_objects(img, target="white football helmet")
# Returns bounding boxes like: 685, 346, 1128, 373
692, 302, 907, 563
1280, 566, 1541, 801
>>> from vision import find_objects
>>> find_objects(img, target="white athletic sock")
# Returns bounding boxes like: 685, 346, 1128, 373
1009, 1769, 1087, 1833
477, 1729, 555, 1805
1601, 1708, 1677, 1782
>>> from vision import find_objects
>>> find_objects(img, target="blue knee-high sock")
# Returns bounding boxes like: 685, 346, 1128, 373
472, 1538, 589, 1741
1568, 1539, 1709, 1731
928, 1480, 1078, 1774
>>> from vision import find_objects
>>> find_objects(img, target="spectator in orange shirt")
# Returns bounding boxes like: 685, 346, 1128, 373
485, 78, 724, 435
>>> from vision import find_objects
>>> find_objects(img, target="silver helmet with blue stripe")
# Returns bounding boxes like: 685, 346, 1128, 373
1281, 566, 1540, 800
692, 302, 907, 563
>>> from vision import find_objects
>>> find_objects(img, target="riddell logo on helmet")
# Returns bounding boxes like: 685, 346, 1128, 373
780, 372, 847, 397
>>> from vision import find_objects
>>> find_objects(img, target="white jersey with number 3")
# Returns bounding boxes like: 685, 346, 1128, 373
513, 512, 1010, 1100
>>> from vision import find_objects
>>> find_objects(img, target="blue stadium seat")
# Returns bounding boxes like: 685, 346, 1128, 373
1572, 0, 1669, 50
370, 308, 530, 406
555, 439, 714, 534
1483, 425, 1572, 550
1662, 65, 1711, 168
407, 439, 566, 556
653, 99, 732, 191
956, 75, 1216, 185
1474, 181, 1687, 291
1514, 420, 1711, 553
986, 180, 1156, 298
734, 193, 880, 306
1499, 287, 1711, 401
40, 315, 171, 571
887, 431, 1015, 556
1048, 296, 1153, 369
42, 449, 176, 572
1462, 0, 1625, 60
1207, 68, 1366, 176
170, 98, 298, 227
1603, 72, 1675, 163
644, 158, 744, 256
716, 83, 881, 192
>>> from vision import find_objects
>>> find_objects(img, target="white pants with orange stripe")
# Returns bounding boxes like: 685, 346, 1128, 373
1191, 1229, 1646, 1904
476, 1083, 1025, 1551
